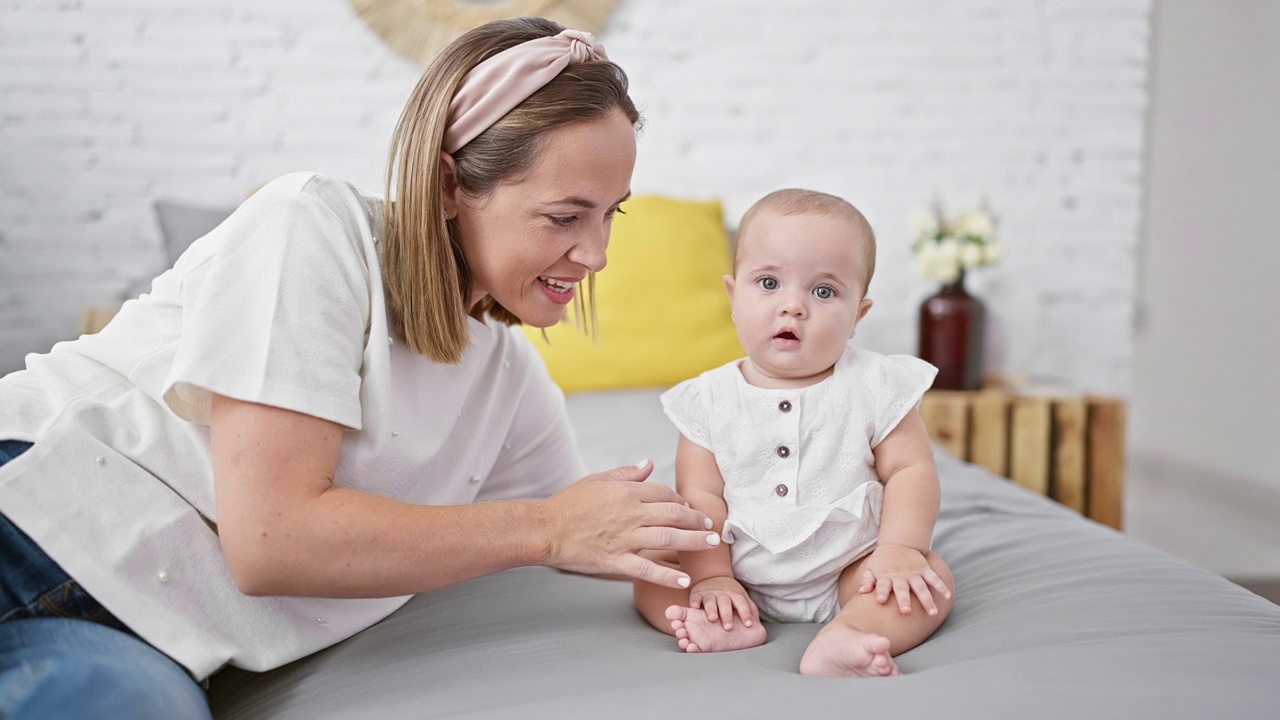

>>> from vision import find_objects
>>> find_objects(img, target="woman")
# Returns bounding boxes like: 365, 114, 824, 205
0, 18, 717, 719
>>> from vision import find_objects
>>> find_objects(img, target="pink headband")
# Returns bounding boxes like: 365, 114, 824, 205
443, 29, 609, 154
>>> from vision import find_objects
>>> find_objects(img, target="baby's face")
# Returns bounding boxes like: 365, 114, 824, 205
726, 211, 873, 387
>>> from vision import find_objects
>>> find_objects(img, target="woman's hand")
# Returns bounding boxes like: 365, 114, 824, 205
540, 460, 720, 589
689, 576, 759, 631
857, 543, 951, 615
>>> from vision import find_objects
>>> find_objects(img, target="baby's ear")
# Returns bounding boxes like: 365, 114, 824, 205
723, 274, 735, 299
851, 297, 874, 337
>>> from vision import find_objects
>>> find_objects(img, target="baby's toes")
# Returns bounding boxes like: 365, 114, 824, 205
875, 654, 900, 676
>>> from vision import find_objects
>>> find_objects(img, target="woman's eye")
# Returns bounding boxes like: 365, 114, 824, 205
550, 215, 577, 227
814, 285, 836, 299
606, 207, 626, 219
759, 277, 779, 291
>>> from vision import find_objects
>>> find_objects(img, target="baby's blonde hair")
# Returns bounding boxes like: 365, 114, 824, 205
734, 189, 877, 293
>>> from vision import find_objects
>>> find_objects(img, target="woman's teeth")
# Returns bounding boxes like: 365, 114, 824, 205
539, 276, 574, 293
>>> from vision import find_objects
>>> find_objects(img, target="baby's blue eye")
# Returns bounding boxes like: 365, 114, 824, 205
759, 277, 779, 291
814, 285, 836, 300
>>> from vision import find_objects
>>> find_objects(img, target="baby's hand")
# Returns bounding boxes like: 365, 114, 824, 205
688, 576, 759, 631
858, 544, 951, 615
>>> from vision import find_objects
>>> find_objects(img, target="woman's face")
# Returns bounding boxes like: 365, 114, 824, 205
448, 109, 637, 328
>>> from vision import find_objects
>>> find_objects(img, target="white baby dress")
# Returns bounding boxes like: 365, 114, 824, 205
660, 345, 937, 622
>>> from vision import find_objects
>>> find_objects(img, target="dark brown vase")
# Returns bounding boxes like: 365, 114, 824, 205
918, 271, 985, 390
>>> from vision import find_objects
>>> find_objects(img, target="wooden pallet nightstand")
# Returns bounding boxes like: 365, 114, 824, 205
920, 388, 1126, 530
79, 306, 122, 335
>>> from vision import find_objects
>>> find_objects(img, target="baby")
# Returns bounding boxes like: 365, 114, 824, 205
633, 189, 954, 677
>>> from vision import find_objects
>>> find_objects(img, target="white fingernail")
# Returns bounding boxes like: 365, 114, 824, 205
677, 576, 690, 588
703, 517, 713, 530
706, 533, 720, 546
634, 459, 649, 468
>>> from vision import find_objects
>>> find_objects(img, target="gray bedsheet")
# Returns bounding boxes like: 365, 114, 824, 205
209, 389, 1280, 719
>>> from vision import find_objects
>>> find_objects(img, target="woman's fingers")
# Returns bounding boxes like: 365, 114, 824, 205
644, 500, 713, 532
616, 553, 690, 590
542, 466, 717, 580
606, 471, 712, 532
632, 526, 721, 553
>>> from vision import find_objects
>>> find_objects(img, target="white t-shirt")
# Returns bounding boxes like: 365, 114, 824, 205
0, 172, 586, 680
660, 346, 936, 619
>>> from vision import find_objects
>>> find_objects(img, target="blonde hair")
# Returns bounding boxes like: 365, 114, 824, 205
383, 17, 641, 363
734, 189, 877, 292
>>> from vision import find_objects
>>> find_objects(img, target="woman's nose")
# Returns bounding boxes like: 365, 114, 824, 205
568, 225, 609, 272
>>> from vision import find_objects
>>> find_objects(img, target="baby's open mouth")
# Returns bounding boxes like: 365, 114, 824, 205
775, 330, 798, 341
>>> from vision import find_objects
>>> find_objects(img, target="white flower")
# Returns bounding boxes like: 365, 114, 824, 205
909, 201, 1001, 283
910, 209, 937, 240
933, 257, 961, 284
937, 238, 962, 263
915, 241, 963, 283
914, 242, 938, 278
954, 209, 995, 239
983, 241, 1003, 263
914, 253, 933, 280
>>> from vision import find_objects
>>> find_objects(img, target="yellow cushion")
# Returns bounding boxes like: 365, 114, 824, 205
522, 196, 744, 393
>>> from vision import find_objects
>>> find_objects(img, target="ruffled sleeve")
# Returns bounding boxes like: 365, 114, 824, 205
659, 377, 713, 451
862, 353, 938, 447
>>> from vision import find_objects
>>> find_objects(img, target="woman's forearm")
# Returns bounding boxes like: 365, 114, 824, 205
223, 487, 551, 597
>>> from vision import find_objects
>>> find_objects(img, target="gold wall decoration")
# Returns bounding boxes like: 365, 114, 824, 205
350, 0, 621, 68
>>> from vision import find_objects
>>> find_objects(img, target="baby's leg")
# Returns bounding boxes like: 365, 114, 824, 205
799, 551, 954, 677
633, 551, 767, 653
632, 550, 689, 634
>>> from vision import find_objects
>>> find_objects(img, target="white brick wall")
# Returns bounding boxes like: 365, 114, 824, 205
0, 0, 1151, 395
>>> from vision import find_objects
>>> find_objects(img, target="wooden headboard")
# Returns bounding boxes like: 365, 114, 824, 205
920, 389, 1126, 530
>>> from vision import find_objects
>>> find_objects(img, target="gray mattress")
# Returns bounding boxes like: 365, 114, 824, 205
209, 389, 1280, 719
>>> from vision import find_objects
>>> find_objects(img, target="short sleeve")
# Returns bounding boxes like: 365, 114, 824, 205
163, 181, 372, 429
660, 377, 713, 450
866, 354, 938, 447
476, 333, 588, 501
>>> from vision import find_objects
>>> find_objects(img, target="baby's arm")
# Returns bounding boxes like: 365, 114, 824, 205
675, 435, 759, 630
863, 408, 952, 613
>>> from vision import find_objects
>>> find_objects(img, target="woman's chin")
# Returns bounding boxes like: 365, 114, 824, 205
511, 304, 567, 329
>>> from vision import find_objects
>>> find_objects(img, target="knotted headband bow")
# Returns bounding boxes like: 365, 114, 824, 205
443, 29, 609, 154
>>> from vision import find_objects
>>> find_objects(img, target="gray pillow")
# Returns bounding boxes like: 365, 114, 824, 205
154, 200, 236, 264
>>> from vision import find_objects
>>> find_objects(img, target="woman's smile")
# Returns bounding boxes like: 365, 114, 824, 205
537, 275, 579, 305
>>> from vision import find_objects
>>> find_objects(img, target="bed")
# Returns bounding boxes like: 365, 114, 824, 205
206, 387, 1280, 719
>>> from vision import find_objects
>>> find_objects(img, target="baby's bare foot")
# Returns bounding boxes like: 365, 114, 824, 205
799, 624, 899, 677
664, 605, 766, 653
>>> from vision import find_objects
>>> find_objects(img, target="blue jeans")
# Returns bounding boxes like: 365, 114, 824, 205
0, 440, 211, 720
